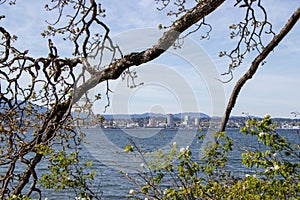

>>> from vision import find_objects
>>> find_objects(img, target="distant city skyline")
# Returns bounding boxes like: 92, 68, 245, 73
81, 112, 300, 130
99, 111, 298, 120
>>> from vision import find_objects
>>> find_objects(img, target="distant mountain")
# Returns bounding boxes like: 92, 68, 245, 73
102, 112, 210, 120
229, 115, 259, 119
173, 112, 210, 119
102, 113, 163, 120
0, 100, 48, 114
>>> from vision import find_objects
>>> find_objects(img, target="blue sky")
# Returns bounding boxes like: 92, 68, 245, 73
1, 0, 299, 118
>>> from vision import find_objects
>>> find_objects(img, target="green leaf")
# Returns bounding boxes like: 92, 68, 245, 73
124, 145, 134, 153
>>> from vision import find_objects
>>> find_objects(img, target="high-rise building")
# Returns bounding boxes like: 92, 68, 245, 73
194, 117, 199, 126
184, 115, 189, 122
166, 114, 174, 128
182, 115, 189, 126
147, 118, 154, 127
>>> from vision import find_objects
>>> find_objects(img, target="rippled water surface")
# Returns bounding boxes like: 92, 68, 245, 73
4, 128, 299, 199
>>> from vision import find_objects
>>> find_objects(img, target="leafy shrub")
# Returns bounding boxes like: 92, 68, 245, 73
125, 115, 300, 199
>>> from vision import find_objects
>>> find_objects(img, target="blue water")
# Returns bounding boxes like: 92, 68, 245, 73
78, 128, 299, 199
2, 128, 299, 199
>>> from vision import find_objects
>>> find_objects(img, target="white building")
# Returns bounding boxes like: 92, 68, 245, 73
167, 114, 174, 128
194, 117, 199, 126
182, 115, 189, 126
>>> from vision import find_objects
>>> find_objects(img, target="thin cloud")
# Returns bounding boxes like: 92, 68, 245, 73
1, 1, 298, 117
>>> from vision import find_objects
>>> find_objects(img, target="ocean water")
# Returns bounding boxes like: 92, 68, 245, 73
2, 128, 299, 199
70, 128, 299, 199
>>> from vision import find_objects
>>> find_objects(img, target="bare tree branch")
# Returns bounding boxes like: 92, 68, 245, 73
73, 0, 225, 103
1, 0, 298, 198
219, 6, 300, 132
0, 0, 226, 197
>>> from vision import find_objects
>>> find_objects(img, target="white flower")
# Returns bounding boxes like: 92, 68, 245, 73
246, 174, 256, 178
274, 165, 280, 170
144, 198, 149, 200
129, 189, 135, 195
264, 114, 271, 118
45, 198, 49, 200
75, 197, 80, 200
179, 147, 185, 152
172, 141, 177, 146
140, 163, 145, 168
259, 132, 266, 137
273, 153, 278, 159
163, 188, 167, 195
186, 145, 190, 150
